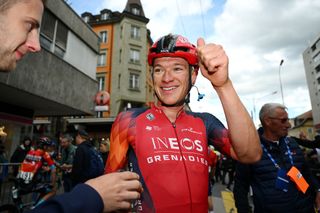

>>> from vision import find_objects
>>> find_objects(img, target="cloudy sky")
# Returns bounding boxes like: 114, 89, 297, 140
68, 0, 320, 126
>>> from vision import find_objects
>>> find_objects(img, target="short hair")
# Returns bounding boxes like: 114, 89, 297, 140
60, 133, 73, 143
0, 0, 45, 13
259, 103, 287, 125
77, 129, 89, 140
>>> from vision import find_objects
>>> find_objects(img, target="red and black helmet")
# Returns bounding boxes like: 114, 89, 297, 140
148, 34, 198, 68
38, 136, 52, 147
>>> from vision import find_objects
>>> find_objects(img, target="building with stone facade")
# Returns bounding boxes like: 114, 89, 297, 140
0, 0, 99, 156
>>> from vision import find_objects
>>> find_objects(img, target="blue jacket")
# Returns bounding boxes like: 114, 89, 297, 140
29, 184, 103, 213
234, 128, 319, 213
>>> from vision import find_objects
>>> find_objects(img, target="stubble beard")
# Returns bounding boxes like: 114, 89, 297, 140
0, 22, 16, 72
0, 48, 16, 72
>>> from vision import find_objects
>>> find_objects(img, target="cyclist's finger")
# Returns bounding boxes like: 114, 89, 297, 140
118, 171, 140, 180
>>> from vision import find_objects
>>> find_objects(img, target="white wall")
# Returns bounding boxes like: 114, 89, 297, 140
64, 32, 98, 80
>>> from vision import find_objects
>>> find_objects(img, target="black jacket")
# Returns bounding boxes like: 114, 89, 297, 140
234, 128, 319, 213
28, 184, 103, 213
71, 141, 94, 185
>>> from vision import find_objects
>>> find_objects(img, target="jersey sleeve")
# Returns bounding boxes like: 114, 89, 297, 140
106, 111, 134, 173
201, 112, 232, 157
43, 151, 55, 167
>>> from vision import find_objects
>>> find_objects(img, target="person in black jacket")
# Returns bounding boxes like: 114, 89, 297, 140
71, 130, 102, 186
294, 132, 320, 149
234, 103, 320, 213
10, 136, 32, 176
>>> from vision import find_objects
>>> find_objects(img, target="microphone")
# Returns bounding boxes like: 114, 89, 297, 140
193, 85, 205, 101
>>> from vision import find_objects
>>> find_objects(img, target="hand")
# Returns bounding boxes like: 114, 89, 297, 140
61, 164, 68, 170
197, 38, 229, 88
85, 171, 142, 213
299, 131, 307, 140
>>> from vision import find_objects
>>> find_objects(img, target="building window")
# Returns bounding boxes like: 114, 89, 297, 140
101, 12, 109, 20
316, 64, 320, 73
311, 44, 316, 52
97, 50, 107, 66
131, 7, 140, 15
99, 31, 108, 43
97, 111, 103, 118
131, 25, 140, 39
313, 52, 320, 63
40, 10, 68, 58
129, 73, 140, 90
130, 49, 140, 64
97, 76, 105, 90
83, 16, 90, 23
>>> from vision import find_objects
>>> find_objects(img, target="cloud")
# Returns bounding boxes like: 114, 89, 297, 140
70, 0, 320, 125
196, 0, 320, 123
100, 0, 213, 40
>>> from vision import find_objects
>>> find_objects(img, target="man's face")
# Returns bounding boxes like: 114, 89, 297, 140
60, 138, 70, 149
152, 57, 197, 107
99, 142, 108, 153
75, 134, 82, 145
24, 140, 31, 146
265, 108, 291, 139
0, 0, 44, 72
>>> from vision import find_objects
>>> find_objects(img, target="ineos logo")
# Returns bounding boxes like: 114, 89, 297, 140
151, 137, 203, 152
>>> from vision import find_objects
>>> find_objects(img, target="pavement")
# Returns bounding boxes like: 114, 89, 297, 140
211, 182, 238, 213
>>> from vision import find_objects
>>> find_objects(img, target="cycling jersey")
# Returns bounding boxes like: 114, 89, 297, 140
107, 104, 232, 213
17, 149, 55, 184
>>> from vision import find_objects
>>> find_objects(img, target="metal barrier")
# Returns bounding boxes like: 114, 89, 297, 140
0, 163, 64, 208
0, 163, 20, 205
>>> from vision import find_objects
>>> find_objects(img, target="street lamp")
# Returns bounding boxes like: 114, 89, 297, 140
252, 91, 278, 122
279, 59, 285, 105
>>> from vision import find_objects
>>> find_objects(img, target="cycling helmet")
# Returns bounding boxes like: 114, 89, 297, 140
38, 136, 52, 147
148, 34, 198, 68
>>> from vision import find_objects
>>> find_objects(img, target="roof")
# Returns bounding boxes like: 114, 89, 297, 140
123, 0, 146, 17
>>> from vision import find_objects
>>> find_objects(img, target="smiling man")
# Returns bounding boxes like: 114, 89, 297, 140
0, 0, 43, 72
0, 1, 143, 212
107, 34, 261, 212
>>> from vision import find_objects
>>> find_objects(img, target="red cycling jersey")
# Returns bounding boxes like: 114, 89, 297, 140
107, 104, 232, 213
17, 149, 55, 184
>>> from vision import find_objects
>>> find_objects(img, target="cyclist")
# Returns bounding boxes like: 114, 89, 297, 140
15, 136, 57, 208
106, 34, 261, 212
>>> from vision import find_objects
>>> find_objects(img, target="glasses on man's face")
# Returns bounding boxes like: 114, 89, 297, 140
269, 117, 289, 124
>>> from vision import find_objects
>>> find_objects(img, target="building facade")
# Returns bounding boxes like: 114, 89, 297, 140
76, 0, 154, 139
0, 0, 99, 156
289, 110, 316, 140
82, 0, 153, 118
303, 33, 320, 132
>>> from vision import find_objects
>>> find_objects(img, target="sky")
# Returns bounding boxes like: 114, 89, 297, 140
68, 0, 320, 126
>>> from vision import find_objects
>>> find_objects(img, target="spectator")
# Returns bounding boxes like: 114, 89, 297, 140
221, 155, 236, 190
58, 133, 76, 192
234, 103, 320, 213
99, 138, 109, 164
10, 136, 32, 176
71, 130, 103, 186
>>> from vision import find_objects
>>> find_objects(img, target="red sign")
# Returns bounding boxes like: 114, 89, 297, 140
95, 91, 110, 106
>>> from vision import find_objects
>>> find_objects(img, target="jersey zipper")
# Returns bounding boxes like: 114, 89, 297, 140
171, 120, 193, 213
